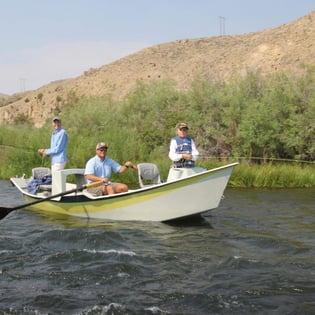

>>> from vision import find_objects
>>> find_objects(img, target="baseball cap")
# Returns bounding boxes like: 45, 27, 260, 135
176, 122, 189, 129
96, 142, 108, 150
52, 116, 61, 122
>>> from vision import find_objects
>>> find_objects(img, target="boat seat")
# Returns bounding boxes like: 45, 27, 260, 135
32, 167, 52, 191
51, 168, 86, 197
137, 163, 162, 188
32, 167, 51, 179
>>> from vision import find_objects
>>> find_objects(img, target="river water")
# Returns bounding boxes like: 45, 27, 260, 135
0, 180, 314, 315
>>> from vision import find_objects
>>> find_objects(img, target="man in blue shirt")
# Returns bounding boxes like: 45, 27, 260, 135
38, 116, 68, 171
84, 142, 134, 195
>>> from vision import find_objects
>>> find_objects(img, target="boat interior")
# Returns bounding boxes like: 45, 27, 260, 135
11, 164, 207, 199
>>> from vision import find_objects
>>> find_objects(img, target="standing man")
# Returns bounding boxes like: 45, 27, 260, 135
38, 116, 68, 171
168, 122, 199, 168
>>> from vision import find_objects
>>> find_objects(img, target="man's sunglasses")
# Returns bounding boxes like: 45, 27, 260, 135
97, 147, 108, 152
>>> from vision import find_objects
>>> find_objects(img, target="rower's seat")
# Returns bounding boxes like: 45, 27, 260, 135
137, 163, 162, 188
32, 167, 52, 191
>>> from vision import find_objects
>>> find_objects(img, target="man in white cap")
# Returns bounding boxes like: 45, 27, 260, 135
168, 122, 199, 168
38, 116, 68, 171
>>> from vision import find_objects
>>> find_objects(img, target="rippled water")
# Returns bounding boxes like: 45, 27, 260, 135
0, 180, 314, 315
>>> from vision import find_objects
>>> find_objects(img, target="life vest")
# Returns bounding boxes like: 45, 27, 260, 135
173, 136, 195, 168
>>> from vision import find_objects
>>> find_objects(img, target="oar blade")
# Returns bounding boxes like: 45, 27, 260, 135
0, 207, 13, 220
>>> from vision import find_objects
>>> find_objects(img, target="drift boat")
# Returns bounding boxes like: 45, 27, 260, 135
7, 162, 238, 222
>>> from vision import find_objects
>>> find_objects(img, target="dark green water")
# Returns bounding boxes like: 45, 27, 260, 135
1, 180, 314, 315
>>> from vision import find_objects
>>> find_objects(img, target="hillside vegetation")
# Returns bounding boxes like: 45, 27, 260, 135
0, 11, 314, 126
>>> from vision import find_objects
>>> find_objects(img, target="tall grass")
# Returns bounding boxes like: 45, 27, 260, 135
228, 162, 315, 188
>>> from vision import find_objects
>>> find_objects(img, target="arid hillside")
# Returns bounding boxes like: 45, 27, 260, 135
1, 11, 314, 127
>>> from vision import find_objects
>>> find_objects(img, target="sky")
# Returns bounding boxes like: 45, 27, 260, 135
1, 0, 314, 95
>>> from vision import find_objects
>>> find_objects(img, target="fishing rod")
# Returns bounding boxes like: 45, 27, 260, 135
199, 156, 315, 164
0, 144, 37, 152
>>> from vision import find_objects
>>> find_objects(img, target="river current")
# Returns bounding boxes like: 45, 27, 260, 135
0, 180, 314, 315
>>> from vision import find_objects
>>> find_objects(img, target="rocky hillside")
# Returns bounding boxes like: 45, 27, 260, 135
1, 11, 314, 127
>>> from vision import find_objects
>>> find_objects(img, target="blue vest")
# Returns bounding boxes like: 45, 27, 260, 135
173, 136, 195, 168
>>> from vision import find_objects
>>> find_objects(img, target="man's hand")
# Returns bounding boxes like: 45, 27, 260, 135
182, 153, 192, 160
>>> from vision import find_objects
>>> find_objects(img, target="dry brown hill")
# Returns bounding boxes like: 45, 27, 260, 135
1, 11, 314, 127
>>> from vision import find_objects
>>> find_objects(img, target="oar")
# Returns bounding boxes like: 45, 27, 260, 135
0, 181, 103, 221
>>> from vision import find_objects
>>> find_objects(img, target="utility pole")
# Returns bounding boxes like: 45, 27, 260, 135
19, 78, 26, 92
219, 16, 226, 36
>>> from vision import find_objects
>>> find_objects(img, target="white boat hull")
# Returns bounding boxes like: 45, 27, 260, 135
10, 163, 238, 222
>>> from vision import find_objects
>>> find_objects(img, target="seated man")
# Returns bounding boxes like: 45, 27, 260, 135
84, 142, 134, 195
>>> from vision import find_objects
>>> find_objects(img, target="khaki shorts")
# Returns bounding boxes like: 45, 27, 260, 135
87, 182, 119, 196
